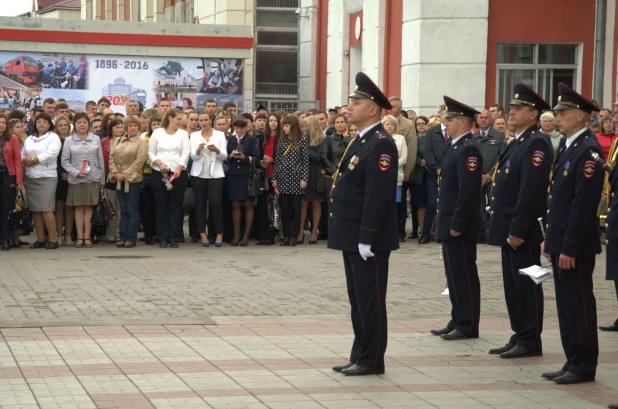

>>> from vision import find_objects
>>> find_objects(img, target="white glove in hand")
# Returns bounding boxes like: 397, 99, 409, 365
358, 243, 374, 261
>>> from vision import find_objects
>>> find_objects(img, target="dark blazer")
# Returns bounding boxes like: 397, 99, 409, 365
473, 128, 505, 174
411, 133, 426, 185
487, 125, 552, 247
328, 123, 399, 252
435, 133, 483, 241
226, 133, 261, 176
544, 129, 604, 257
423, 124, 449, 173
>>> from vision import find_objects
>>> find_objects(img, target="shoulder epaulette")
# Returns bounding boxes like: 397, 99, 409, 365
583, 137, 592, 147
464, 139, 472, 146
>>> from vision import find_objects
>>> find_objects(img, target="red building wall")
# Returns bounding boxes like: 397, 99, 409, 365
384, 0, 402, 98
486, 0, 596, 106
316, 0, 328, 108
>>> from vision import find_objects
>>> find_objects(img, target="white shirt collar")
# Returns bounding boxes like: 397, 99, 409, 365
441, 123, 446, 132
358, 121, 382, 139
514, 131, 525, 141
565, 128, 587, 149
451, 132, 470, 145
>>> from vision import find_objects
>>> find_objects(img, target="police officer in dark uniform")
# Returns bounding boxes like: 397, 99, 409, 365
487, 83, 553, 358
328, 72, 399, 376
541, 83, 603, 385
429, 96, 483, 340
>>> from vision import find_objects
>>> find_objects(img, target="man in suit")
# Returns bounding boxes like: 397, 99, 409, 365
419, 105, 450, 244
328, 72, 398, 376
474, 110, 506, 242
388, 97, 417, 241
430, 96, 483, 340
541, 83, 604, 385
487, 83, 552, 359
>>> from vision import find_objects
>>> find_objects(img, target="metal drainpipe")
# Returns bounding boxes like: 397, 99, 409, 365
594, 0, 607, 103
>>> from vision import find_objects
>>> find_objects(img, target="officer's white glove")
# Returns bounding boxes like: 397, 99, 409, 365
358, 243, 374, 261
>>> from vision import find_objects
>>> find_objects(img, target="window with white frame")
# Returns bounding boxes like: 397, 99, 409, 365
496, 43, 579, 109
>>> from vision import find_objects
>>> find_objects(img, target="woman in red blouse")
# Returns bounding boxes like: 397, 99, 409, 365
597, 114, 616, 159
0, 114, 24, 251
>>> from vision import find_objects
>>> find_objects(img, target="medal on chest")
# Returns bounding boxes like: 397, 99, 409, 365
505, 160, 510, 174
348, 155, 359, 170
563, 161, 570, 176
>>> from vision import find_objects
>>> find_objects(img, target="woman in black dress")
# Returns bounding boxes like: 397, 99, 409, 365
272, 115, 308, 246
298, 116, 334, 244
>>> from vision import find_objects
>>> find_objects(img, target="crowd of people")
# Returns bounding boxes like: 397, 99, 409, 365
2, 93, 616, 252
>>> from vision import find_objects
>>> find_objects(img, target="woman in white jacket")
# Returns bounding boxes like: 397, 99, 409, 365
382, 115, 408, 243
190, 112, 228, 247
22, 113, 62, 249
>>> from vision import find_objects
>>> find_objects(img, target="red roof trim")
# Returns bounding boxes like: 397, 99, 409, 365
0, 28, 254, 49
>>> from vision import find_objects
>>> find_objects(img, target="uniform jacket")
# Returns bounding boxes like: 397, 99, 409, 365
544, 129, 604, 257
423, 124, 449, 173
473, 128, 505, 174
396, 115, 418, 176
435, 133, 483, 241
225, 133, 261, 176
487, 125, 552, 247
327, 123, 399, 252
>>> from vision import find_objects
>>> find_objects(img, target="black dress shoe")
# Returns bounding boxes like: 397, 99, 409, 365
500, 345, 542, 359
599, 323, 618, 331
408, 233, 419, 239
340, 364, 385, 376
159, 242, 169, 248
30, 241, 47, 249
541, 369, 566, 380
280, 238, 289, 246
145, 237, 155, 245
289, 238, 297, 247
418, 235, 431, 244
332, 362, 354, 372
489, 343, 514, 355
264, 239, 275, 246
46, 241, 59, 250
608, 403, 618, 409
552, 371, 594, 384
430, 327, 451, 336
170, 242, 179, 248
254, 240, 265, 246
440, 329, 467, 340
2, 242, 10, 251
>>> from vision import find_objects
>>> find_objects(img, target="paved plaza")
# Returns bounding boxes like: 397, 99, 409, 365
0, 238, 617, 408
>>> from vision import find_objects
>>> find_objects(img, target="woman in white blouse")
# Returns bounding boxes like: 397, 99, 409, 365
147, 108, 190, 248
190, 113, 228, 247
22, 113, 62, 249
382, 115, 408, 243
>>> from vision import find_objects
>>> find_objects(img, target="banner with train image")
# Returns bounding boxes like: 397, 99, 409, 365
0, 51, 244, 116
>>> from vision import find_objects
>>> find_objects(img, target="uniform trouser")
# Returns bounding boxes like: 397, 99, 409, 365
343, 251, 389, 369
551, 254, 598, 378
442, 239, 481, 337
479, 183, 491, 240
501, 244, 544, 350
318, 178, 333, 238
421, 173, 438, 237
151, 170, 188, 243
0, 170, 16, 243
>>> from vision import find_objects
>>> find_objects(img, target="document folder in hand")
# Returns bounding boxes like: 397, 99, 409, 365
519, 265, 553, 284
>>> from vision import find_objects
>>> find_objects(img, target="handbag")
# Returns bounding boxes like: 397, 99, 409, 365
267, 193, 280, 230
248, 160, 267, 197
9, 188, 29, 223
100, 189, 116, 221
316, 169, 325, 194
91, 201, 106, 226
183, 186, 196, 210
105, 171, 116, 190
